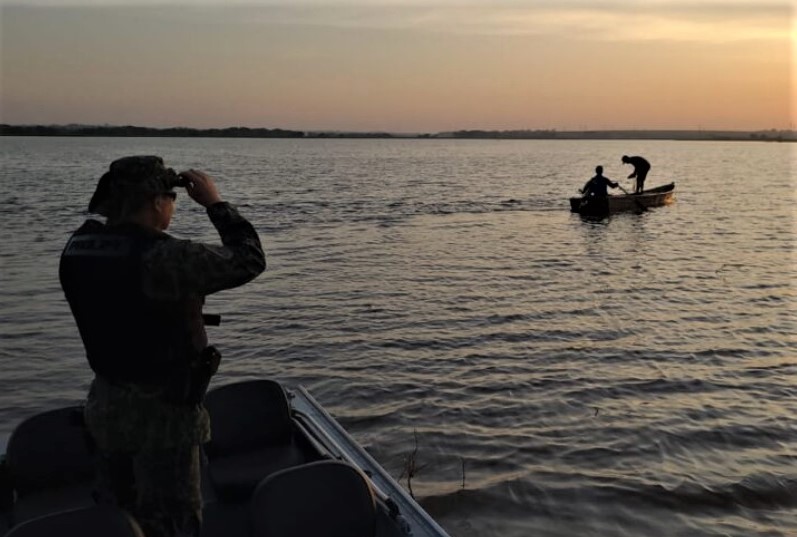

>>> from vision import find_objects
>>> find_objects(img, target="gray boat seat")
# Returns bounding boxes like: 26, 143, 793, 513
251, 460, 377, 537
204, 380, 306, 501
5, 505, 144, 537
5, 406, 96, 524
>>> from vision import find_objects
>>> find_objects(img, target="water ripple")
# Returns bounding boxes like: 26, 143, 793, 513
1, 138, 795, 537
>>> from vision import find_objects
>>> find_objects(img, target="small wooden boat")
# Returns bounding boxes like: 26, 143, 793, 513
0, 379, 451, 537
570, 182, 675, 215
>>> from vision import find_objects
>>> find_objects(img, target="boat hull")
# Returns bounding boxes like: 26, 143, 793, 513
570, 182, 675, 215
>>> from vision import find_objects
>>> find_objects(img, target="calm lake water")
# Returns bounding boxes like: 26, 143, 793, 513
1, 137, 795, 536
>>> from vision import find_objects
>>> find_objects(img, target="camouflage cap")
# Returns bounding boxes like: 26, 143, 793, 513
88, 156, 182, 216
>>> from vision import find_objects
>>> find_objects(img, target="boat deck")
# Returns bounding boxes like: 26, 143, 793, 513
0, 380, 450, 537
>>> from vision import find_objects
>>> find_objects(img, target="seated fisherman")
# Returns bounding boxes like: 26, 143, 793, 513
580, 166, 619, 198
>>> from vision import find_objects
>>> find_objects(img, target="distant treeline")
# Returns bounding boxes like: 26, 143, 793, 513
445, 129, 796, 142
1, 124, 794, 141
0, 124, 305, 138
448, 129, 560, 139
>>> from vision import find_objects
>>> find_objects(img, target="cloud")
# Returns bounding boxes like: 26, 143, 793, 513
217, 2, 791, 44
2, 1, 791, 44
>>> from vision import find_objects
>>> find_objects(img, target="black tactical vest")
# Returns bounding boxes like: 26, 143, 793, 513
59, 220, 204, 385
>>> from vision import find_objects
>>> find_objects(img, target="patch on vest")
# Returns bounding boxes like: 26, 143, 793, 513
63, 234, 132, 257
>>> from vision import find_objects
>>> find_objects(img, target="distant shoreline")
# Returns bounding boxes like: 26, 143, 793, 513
1, 124, 794, 142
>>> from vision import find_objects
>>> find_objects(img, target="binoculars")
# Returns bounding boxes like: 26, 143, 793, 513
172, 175, 192, 189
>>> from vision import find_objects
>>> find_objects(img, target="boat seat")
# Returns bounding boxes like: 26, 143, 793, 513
4, 505, 144, 537
204, 380, 306, 502
1, 457, 12, 533
251, 460, 377, 537
200, 500, 252, 537
4, 406, 96, 525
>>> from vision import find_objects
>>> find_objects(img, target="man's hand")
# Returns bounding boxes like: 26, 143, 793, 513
179, 169, 223, 208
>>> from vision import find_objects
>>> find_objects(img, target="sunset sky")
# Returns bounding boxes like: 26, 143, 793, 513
1, 0, 794, 132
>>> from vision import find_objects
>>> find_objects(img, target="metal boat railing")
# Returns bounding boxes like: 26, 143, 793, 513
289, 386, 452, 537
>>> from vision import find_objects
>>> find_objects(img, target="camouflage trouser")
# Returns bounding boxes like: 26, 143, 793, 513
96, 444, 202, 537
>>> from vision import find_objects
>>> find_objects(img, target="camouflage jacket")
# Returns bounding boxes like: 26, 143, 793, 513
83, 201, 265, 451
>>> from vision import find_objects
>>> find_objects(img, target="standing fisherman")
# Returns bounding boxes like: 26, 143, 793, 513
59, 156, 265, 537
621, 155, 651, 194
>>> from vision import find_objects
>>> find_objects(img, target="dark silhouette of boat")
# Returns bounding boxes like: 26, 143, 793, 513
570, 182, 676, 215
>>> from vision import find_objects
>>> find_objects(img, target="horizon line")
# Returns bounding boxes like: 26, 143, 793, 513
1, 123, 794, 135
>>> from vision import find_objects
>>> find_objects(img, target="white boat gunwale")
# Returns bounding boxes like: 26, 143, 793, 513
290, 385, 451, 537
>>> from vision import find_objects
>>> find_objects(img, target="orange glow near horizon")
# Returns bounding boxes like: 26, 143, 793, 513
0, 2, 793, 132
